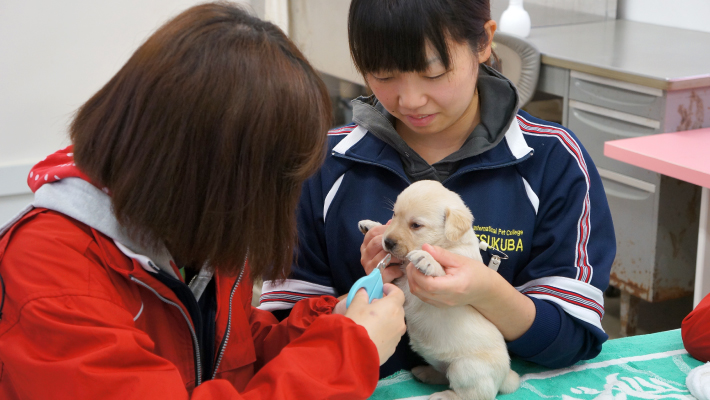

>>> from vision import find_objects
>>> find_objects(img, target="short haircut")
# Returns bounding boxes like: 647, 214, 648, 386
348, 0, 492, 75
71, 2, 331, 281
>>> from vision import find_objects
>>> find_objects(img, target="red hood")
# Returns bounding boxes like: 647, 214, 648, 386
28, 146, 94, 193
27, 146, 183, 278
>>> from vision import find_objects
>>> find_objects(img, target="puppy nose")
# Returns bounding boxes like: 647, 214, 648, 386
384, 238, 396, 251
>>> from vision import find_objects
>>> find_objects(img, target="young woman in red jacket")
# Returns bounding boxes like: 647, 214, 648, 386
0, 3, 406, 399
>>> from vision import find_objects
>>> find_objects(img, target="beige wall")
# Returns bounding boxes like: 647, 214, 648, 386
618, 0, 710, 33
0, 0, 257, 223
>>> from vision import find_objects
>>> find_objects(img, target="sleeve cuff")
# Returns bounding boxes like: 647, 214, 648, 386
507, 296, 562, 358
300, 314, 380, 393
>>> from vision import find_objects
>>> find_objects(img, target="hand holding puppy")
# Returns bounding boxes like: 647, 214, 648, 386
408, 243, 535, 342
342, 283, 407, 365
360, 222, 404, 283
406, 243, 495, 308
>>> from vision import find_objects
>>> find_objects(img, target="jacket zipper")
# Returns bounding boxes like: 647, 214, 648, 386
130, 275, 203, 386
441, 151, 534, 185
212, 264, 245, 379
332, 152, 410, 185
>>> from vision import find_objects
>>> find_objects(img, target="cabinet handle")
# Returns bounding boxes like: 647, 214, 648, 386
569, 100, 660, 130
570, 71, 663, 97
598, 167, 656, 201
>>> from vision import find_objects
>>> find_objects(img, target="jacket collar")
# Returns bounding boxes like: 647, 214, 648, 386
33, 178, 178, 276
332, 125, 410, 183
31, 177, 215, 300
332, 115, 534, 183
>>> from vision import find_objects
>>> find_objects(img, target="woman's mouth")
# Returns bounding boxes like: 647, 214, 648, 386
405, 113, 436, 127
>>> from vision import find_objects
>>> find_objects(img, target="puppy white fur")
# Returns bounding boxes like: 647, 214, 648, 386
359, 180, 519, 400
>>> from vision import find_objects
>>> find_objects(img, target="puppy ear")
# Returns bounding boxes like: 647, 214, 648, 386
444, 206, 473, 242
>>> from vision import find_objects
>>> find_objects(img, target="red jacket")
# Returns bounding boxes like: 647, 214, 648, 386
682, 293, 710, 362
0, 208, 379, 399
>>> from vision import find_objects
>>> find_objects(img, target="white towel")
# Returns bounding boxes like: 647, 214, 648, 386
687, 362, 710, 400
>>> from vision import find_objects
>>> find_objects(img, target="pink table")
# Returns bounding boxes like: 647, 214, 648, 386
605, 128, 710, 307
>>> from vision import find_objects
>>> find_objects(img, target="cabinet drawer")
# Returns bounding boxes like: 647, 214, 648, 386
567, 100, 661, 184
537, 65, 569, 97
603, 171, 660, 301
569, 71, 665, 120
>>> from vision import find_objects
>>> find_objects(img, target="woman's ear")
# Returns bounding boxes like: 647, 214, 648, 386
478, 20, 498, 62
444, 206, 474, 242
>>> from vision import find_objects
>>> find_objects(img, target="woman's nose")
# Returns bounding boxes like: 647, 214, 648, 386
397, 81, 427, 111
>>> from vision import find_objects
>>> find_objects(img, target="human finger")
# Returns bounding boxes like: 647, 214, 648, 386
362, 234, 389, 274
332, 297, 347, 315
405, 260, 434, 285
362, 224, 387, 249
405, 261, 447, 306
381, 283, 405, 306
421, 243, 471, 270
381, 263, 404, 283
348, 288, 371, 309
363, 247, 389, 275
405, 262, 426, 294
407, 259, 461, 291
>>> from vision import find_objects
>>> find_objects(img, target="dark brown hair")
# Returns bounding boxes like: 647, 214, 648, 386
70, 2, 331, 281
348, 0, 494, 75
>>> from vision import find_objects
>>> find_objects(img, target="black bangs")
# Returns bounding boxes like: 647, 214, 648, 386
348, 0, 453, 75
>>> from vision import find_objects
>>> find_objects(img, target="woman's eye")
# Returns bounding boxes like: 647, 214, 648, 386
426, 72, 447, 80
371, 74, 393, 82
410, 222, 422, 229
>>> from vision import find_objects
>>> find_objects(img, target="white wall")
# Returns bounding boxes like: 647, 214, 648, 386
618, 0, 710, 33
0, 0, 258, 223
526, 0, 617, 18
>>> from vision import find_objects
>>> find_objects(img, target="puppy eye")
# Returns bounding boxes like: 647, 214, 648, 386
410, 222, 422, 230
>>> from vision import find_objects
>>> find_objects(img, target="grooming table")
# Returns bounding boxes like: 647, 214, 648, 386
370, 329, 701, 399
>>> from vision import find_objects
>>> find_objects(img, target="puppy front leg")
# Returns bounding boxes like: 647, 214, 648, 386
407, 250, 445, 277
358, 219, 382, 235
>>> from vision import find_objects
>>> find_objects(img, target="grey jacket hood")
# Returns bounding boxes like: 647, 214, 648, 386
351, 63, 519, 182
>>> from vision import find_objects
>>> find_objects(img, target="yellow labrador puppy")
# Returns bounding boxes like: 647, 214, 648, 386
359, 180, 519, 400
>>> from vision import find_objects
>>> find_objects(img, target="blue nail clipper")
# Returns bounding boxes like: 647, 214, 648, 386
346, 254, 391, 308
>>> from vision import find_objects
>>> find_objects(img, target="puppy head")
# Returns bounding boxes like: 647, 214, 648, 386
383, 180, 473, 259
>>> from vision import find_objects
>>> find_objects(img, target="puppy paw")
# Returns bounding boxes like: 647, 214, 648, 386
428, 390, 461, 400
412, 365, 449, 385
407, 250, 445, 277
358, 219, 382, 235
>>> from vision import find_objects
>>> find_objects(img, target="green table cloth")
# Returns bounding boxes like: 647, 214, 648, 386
371, 329, 702, 399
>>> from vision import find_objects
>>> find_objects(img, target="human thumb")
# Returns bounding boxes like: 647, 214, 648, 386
348, 288, 370, 309
382, 283, 405, 305
421, 243, 466, 269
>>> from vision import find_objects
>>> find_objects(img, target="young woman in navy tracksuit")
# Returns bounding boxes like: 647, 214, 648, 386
260, 0, 616, 378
